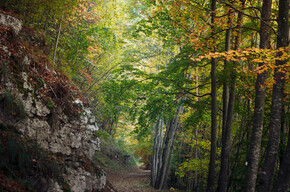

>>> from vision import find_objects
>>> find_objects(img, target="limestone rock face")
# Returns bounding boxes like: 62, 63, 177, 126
0, 12, 22, 34
66, 167, 106, 192
0, 82, 104, 192
0, 13, 106, 192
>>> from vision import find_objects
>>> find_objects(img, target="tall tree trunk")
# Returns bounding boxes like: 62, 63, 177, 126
272, 127, 290, 192
279, 105, 287, 165
258, 0, 289, 191
217, 1, 245, 191
217, 3, 233, 192
194, 67, 199, 191
163, 124, 179, 189
243, 0, 272, 191
156, 106, 183, 189
207, 0, 217, 191
151, 118, 164, 187
151, 104, 183, 189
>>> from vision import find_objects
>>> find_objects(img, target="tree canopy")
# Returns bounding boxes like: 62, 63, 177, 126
1, 0, 289, 191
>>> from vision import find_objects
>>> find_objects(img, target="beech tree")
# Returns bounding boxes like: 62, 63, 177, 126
258, 0, 289, 191
243, 0, 273, 191
217, 1, 245, 191
206, 0, 217, 191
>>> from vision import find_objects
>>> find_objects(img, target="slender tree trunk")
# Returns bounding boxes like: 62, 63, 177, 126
156, 106, 183, 189
52, 13, 63, 67
243, 0, 272, 191
279, 106, 287, 165
207, 1, 217, 191
258, 0, 289, 191
163, 124, 179, 189
151, 118, 164, 187
217, 2, 245, 191
217, 4, 233, 192
272, 127, 290, 192
227, 116, 248, 191
151, 104, 183, 190
194, 67, 199, 191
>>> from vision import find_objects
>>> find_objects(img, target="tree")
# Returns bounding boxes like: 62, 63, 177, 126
152, 105, 183, 189
207, 0, 217, 191
217, 1, 245, 191
258, 0, 289, 191
243, 0, 273, 191
272, 128, 290, 192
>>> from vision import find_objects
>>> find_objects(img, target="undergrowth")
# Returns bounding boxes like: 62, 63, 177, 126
0, 11, 86, 118
95, 130, 138, 172
0, 124, 68, 192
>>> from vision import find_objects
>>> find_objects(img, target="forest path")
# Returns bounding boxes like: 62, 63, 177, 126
107, 168, 174, 192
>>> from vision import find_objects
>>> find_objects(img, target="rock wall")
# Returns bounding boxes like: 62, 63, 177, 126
0, 12, 106, 192
0, 12, 22, 34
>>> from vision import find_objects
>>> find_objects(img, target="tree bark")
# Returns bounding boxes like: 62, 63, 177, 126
217, 1, 245, 191
156, 106, 183, 189
217, 3, 233, 192
279, 106, 287, 165
207, 1, 217, 191
163, 123, 179, 189
243, 0, 272, 191
151, 118, 164, 187
194, 67, 199, 191
258, 0, 289, 191
151, 104, 183, 190
272, 127, 290, 192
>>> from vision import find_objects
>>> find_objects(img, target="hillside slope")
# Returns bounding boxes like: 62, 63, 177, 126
0, 10, 111, 192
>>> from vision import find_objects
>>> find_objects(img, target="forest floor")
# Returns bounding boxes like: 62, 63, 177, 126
97, 135, 180, 191
107, 168, 176, 192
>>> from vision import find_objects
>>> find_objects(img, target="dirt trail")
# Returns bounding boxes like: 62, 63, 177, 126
107, 169, 172, 192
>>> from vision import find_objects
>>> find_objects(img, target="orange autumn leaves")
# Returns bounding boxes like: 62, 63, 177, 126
191, 47, 290, 69
191, 46, 289, 97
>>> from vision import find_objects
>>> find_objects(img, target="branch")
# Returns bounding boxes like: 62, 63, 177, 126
219, 0, 277, 36
85, 61, 123, 92
218, 0, 260, 19
166, 14, 207, 40
150, 76, 210, 98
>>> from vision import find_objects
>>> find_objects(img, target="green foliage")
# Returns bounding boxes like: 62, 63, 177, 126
95, 130, 138, 171
46, 98, 54, 108
176, 158, 209, 178
95, 130, 111, 139
2, 0, 288, 190
63, 181, 71, 192
176, 139, 211, 178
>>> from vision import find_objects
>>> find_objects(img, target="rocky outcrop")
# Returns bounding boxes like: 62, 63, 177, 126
0, 12, 106, 192
0, 12, 22, 34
